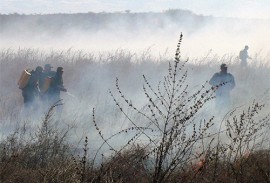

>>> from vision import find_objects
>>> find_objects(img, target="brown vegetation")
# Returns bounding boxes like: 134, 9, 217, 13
0, 35, 270, 182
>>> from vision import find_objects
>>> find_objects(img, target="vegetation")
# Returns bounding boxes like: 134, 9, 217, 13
0, 9, 209, 33
0, 34, 270, 182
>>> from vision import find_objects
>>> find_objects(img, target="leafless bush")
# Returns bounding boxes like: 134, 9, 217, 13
92, 34, 219, 183
0, 103, 81, 182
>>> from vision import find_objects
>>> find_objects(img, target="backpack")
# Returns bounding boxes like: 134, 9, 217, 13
18, 69, 31, 89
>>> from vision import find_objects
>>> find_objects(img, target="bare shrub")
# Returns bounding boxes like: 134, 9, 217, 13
92, 33, 218, 183
0, 103, 80, 182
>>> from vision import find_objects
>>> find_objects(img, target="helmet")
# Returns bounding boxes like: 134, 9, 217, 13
220, 63, 227, 69
44, 64, 53, 69
57, 67, 64, 72
35, 66, 43, 72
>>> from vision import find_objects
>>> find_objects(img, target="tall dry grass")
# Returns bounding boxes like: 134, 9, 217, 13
0, 35, 270, 182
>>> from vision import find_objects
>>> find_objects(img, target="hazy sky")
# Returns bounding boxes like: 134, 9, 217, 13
1, 0, 270, 19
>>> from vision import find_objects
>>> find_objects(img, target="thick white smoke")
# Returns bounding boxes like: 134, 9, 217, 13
1, 11, 270, 157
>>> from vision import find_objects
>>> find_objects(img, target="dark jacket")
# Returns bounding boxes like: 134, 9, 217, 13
22, 70, 41, 104
48, 73, 66, 102
209, 72, 235, 98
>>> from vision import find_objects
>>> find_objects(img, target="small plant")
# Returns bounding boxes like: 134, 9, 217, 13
0, 103, 79, 182
92, 33, 217, 183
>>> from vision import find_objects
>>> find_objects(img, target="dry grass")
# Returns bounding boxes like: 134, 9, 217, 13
1, 35, 270, 182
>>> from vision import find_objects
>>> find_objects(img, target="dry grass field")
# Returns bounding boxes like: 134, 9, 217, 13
1, 34, 270, 182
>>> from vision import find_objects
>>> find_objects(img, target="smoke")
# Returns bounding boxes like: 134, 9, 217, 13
1, 10, 270, 157
1, 11, 270, 58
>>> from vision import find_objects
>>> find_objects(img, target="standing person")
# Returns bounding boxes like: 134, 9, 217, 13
209, 64, 235, 110
40, 64, 56, 106
48, 67, 67, 105
21, 66, 43, 109
43, 64, 55, 78
239, 45, 252, 68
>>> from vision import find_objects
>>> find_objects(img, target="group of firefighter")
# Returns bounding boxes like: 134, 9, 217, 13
18, 64, 67, 111
17, 45, 251, 113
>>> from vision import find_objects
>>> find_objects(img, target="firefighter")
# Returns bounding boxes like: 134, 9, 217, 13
239, 45, 252, 68
40, 64, 56, 106
209, 64, 235, 109
21, 66, 43, 108
47, 67, 67, 105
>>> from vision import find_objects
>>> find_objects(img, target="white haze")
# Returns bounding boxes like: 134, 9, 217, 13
2, 0, 270, 19
1, 11, 270, 158
1, 12, 270, 59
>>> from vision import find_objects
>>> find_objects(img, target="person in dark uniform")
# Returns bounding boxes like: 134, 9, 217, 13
47, 67, 67, 117
40, 64, 56, 106
21, 66, 43, 108
209, 64, 235, 110
48, 67, 67, 105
